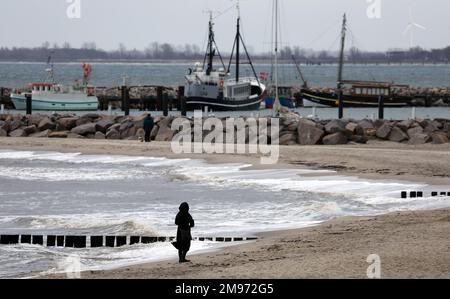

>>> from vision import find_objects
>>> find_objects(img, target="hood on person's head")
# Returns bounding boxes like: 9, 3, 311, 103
179, 202, 189, 212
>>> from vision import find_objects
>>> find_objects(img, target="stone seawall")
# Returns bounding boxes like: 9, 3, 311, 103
0, 113, 449, 145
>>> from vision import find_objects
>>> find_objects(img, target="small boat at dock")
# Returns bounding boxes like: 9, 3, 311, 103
10, 54, 99, 111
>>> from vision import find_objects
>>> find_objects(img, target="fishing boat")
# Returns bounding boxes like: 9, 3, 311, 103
301, 15, 413, 108
184, 3, 265, 111
10, 54, 99, 111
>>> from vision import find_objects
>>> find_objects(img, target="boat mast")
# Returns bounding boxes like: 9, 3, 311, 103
273, 0, 281, 115
235, 0, 240, 82
337, 13, 347, 90
202, 11, 226, 75
206, 12, 214, 76
226, 0, 260, 85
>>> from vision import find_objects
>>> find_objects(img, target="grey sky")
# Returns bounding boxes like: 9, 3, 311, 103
0, 0, 449, 52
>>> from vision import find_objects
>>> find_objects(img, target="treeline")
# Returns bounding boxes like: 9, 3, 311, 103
0, 42, 449, 64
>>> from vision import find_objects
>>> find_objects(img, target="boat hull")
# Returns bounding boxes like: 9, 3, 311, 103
301, 90, 411, 108
10, 94, 99, 111
186, 96, 263, 111
264, 96, 296, 109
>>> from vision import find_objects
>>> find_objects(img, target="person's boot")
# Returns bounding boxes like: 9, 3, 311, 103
182, 251, 190, 263
178, 250, 184, 263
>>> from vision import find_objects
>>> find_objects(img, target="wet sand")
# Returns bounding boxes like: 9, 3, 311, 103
47, 208, 450, 279
1, 137, 450, 278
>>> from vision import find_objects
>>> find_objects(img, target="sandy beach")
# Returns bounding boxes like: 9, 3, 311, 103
1, 137, 449, 279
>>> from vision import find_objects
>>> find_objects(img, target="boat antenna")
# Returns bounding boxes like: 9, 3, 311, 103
202, 10, 226, 75
337, 13, 347, 91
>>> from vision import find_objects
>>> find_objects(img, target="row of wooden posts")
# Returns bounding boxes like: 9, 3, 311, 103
337, 92, 386, 119
0, 234, 258, 248
18, 85, 187, 117
401, 191, 450, 198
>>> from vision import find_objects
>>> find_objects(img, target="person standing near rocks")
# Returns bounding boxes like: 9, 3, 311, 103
143, 114, 154, 143
172, 202, 195, 263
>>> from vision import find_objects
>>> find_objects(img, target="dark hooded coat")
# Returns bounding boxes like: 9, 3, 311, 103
173, 202, 195, 251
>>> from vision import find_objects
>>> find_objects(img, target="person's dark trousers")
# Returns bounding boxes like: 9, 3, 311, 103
145, 131, 151, 142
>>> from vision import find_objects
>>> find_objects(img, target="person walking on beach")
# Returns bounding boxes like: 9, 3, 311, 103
143, 114, 154, 143
172, 202, 195, 263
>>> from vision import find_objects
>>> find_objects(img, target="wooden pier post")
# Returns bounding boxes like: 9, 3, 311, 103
178, 86, 186, 116
162, 92, 169, 117
378, 96, 384, 120
25, 93, 32, 115
338, 91, 344, 119
156, 86, 163, 111
121, 86, 130, 116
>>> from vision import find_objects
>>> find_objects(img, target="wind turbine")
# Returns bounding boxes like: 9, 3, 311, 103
403, 8, 426, 48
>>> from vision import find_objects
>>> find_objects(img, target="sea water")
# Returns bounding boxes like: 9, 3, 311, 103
0, 150, 449, 278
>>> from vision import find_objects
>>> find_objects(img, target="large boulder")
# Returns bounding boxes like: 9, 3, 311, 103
348, 135, 368, 144
30, 129, 51, 138
9, 120, 22, 132
324, 120, 347, 134
150, 125, 159, 140
408, 133, 431, 145
67, 133, 85, 139
38, 117, 56, 131
49, 131, 69, 138
94, 131, 106, 140
120, 126, 137, 139
106, 129, 120, 140
397, 119, 415, 132
71, 123, 97, 135
0, 120, 9, 132
27, 115, 44, 126
0, 128, 7, 137
431, 132, 449, 144
297, 119, 324, 145
345, 122, 364, 136
357, 119, 376, 137
9, 128, 27, 137
407, 126, 424, 139
58, 117, 79, 131
75, 117, 92, 127
279, 133, 297, 145
154, 125, 175, 142
23, 125, 37, 135
388, 127, 409, 142
135, 128, 145, 140
95, 119, 115, 133
322, 132, 348, 145
376, 123, 392, 139
423, 121, 439, 134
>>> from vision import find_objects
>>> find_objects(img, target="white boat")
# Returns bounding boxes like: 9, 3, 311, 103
10, 54, 99, 111
11, 83, 98, 111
